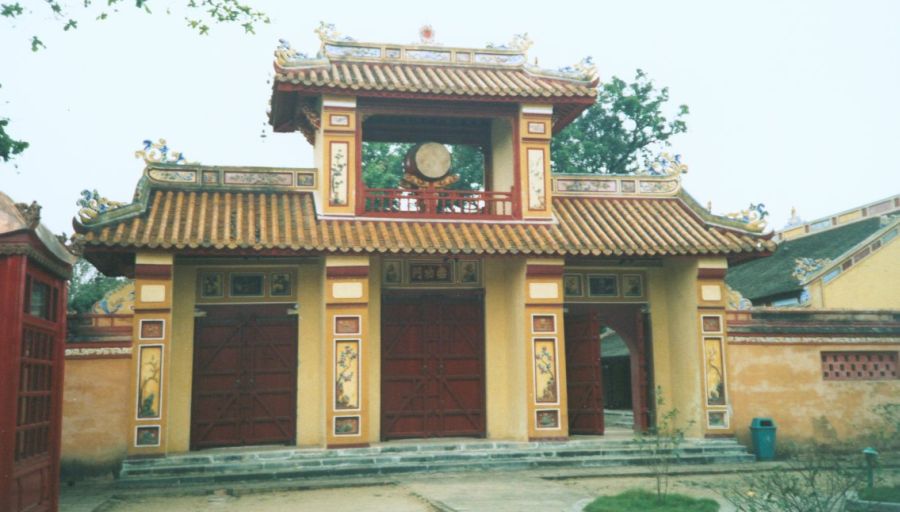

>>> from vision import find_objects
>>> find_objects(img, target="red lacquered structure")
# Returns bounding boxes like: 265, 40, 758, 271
0, 193, 75, 512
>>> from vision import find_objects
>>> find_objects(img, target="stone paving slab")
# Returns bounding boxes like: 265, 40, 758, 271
403, 472, 594, 512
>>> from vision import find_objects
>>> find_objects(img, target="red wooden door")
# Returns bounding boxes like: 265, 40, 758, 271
565, 313, 604, 435
381, 293, 484, 439
191, 304, 296, 449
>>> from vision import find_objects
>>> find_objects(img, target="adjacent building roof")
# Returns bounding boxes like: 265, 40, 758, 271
726, 216, 888, 302
0, 191, 76, 277
73, 165, 773, 274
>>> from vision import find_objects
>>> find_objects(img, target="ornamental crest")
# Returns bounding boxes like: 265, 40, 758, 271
637, 152, 688, 177
726, 203, 769, 231
135, 139, 194, 165
792, 257, 829, 283
76, 190, 125, 223
315, 21, 340, 42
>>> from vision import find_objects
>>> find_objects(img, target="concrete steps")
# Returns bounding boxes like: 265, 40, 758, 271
118, 437, 753, 487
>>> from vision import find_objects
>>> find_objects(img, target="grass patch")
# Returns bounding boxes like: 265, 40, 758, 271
584, 489, 719, 512
858, 485, 900, 503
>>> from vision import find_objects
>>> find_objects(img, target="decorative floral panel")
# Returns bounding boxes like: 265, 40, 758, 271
704, 337, 726, 406
135, 425, 161, 447
701, 315, 722, 333
563, 274, 583, 297
527, 148, 546, 210
556, 178, 617, 193
335, 316, 361, 335
296, 171, 316, 187
707, 411, 728, 429
148, 169, 197, 183
622, 274, 643, 298
532, 315, 556, 334
139, 320, 164, 340
224, 171, 293, 186
329, 142, 349, 206
335, 340, 360, 410
334, 416, 360, 436
535, 409, 559, 430
137, 345, 163, 419
533, 338, 559, 404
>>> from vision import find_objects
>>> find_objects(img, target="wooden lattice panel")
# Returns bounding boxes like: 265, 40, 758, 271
821, 351, 898, 381
15, 325, 56, 461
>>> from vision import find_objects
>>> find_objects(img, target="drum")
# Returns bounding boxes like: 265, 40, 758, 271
404, 142, 452, 181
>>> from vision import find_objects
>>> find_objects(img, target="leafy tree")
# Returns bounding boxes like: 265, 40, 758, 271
1, 0, 268, 163
68, 258, 128, 313
551, 69, 689, 174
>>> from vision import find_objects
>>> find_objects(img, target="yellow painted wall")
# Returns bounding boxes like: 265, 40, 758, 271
819, 239, 900, 309
297, 261, 325, 446
484, 257, 527, 440
657, 259, 704, 436
490, 118, 515, 194
61, 357, 131, 471
169, 264, 197, 453
728, 342, 900, 444
366, 257, 382, 444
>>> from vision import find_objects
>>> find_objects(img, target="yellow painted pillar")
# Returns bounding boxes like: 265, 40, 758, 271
128, 253, 174, 455
518, 105, 554, 221
318, 95, 359, 216
696, 258, 734, 436
523, 258, 569, 440
324, 255, 370, 447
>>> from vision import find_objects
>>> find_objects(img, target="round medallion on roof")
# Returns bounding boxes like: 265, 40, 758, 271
405, 142, 452, 181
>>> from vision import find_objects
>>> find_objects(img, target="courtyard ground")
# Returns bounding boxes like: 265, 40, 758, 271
60, 463, 783, 512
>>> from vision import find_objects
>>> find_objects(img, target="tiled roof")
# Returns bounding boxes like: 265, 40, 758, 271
275, 61, 598, 100
77, 190, 772, 258
726, 217, 885, 302
272, 37, 598, 101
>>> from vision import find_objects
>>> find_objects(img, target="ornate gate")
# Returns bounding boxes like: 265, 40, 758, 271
191, 304, 297, 449
565, 312, 605, 435
381, 293, 485, 439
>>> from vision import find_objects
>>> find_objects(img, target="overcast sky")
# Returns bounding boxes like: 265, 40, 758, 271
2, 0, 898, 235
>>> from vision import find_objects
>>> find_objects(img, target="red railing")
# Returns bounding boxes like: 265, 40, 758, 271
362, 188, 517, 219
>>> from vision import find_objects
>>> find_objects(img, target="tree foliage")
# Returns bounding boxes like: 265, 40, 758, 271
551, 69, 689, 174
362, 142, 485, 191
68, 258, 128, 313
0, 117, 29, 162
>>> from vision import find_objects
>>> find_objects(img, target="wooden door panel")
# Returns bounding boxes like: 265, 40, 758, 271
565, 313, 604, 435
191, 305, 296, 449
381, 294, 484, 439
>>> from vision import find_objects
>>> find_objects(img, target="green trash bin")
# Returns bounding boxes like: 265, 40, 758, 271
750, 418, 776, 461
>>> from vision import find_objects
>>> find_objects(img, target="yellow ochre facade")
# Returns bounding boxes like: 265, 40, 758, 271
63, 27, 897, 472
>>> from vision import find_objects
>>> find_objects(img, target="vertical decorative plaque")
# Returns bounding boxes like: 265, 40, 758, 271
527, 148, 546, 210
329, 142, 349, 206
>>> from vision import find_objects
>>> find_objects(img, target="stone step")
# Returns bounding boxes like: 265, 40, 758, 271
120, 443, 750, 477
118, 438, 753, 487
118, 450, 753, 487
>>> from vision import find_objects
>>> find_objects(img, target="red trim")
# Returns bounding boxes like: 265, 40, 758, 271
526, 264, 564, 277
697, 268, 727, 279
326, 266, 370, 278
135, 264, 172, 280
512, 114, 522, 219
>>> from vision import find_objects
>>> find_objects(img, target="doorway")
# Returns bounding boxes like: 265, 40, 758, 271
190, 304, 297, 449
564, 304, 650, 435
381, 291, 485, 439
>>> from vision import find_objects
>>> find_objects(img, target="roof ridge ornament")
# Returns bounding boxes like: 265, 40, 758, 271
636, 152, 688, 177
76, 190, 125, 224
135, 138, 195, 165
419, 25, 436, 45
315, 21, 340, 43
726, 203, 769, 232
792, 257, 829, 283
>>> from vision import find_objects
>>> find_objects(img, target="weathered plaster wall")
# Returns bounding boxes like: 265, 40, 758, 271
728, 342, 900, 445
819, 239, 900, 309
484, 257, 527, 440
61, 357, 130, 473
